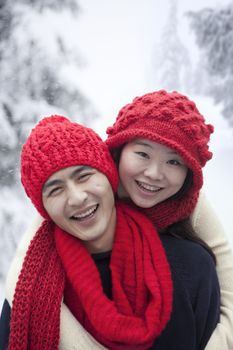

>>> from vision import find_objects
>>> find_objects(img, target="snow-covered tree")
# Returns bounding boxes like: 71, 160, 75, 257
0, 0, 97, 184
188, 3, 233, 125
150, 0, 192, 92
0, 0, 97, 295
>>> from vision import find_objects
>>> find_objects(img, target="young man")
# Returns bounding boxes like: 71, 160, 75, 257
0, 115, 172, 350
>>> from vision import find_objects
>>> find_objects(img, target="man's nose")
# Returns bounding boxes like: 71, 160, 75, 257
67, 184, 88, 206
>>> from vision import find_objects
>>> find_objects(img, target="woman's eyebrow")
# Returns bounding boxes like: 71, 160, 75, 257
167, 150, 179, 155
134, 140, 153, 148
134, 141, 181, 157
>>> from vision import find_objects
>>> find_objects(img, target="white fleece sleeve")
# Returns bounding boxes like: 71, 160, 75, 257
191, 191, 233, 350
60, 303, 108, 350
5, 215, 108, 350
5, 215, 43, 306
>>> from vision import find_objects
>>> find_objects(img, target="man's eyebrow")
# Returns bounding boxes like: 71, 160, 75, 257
42, 179, 63, 193
69, 166, 92, 179
42, 166, 92, 193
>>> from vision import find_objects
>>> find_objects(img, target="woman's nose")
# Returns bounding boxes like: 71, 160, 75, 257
143, 163, 164, 180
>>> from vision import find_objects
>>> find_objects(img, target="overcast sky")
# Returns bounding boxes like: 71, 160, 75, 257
75, 0, 232, 135
73, 0, 233, 242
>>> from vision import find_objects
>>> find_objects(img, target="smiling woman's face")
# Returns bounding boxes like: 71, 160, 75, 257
119, 139, 188, 208
42, 165, 116, 253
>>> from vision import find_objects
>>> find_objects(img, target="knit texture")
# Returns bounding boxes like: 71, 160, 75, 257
14, 113, 172, 349
8, 220, 65, 350
106, 90, 214, 229
21, 115, 118, 218
8, 203, 173, 350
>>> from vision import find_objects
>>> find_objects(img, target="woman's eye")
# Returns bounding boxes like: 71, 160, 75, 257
168, 159, 181, 166
135, 151, 149, 159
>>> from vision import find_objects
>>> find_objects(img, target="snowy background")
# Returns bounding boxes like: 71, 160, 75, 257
1, 0, 233, 306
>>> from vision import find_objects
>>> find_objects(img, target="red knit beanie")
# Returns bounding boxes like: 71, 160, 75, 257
21, 115, 118, 218
106, 90, 214, 228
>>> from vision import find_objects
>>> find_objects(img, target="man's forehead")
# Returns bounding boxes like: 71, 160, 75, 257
42, 165, 93, 192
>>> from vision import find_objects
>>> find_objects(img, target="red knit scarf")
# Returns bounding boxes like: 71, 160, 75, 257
9, 202, 172, 350
130, 190, 200, 230
55, 202, 172, 349
8, 220, 65, 350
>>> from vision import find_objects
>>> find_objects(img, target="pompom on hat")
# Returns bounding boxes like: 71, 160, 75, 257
21, 115, 118, 218
106, 90, 214, 228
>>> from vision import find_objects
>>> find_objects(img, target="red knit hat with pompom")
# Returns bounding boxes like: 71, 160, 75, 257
106, 90, 214, 228
21, 115, 118, 218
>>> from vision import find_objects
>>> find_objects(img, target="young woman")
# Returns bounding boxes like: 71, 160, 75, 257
105, 89, 233, 349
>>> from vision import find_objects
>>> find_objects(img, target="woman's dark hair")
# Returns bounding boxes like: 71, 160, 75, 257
111, 145, 216, 264
163, 170, 216, 263
160, 219, 216, 264
111, 145, 125, 167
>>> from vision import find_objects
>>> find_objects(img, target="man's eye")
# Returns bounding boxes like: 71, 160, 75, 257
78, 173, 93, 181
48, 187, 62, 196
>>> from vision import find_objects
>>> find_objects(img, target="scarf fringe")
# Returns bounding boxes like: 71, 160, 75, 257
9, 221, 65, 350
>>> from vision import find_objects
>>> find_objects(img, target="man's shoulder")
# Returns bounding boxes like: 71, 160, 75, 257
160, 234, 216, 274
0, 299, 11, 349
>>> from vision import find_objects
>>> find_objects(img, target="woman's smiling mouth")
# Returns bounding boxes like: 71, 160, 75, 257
136, 180, 163, 193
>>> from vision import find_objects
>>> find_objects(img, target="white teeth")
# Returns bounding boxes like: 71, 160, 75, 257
136, 181, 162, 192
72, 205, 97, 220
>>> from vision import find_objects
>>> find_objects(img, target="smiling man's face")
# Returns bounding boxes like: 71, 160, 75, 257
42, 165, 116, 253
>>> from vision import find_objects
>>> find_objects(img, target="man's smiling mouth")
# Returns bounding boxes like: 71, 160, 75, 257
70, 205, 98, 221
